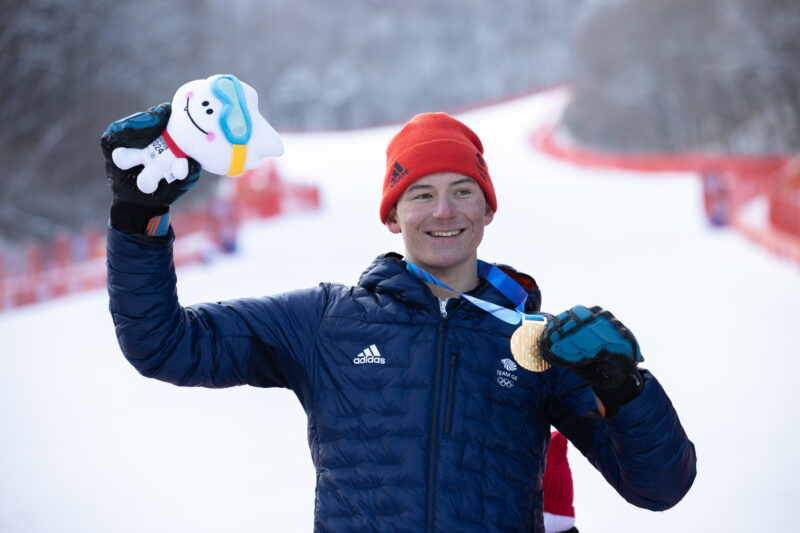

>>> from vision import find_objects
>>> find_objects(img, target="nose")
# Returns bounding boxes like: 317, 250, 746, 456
432, 194, 456, 219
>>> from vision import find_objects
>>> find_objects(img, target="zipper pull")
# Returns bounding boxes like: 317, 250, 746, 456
439, 297, 448, 319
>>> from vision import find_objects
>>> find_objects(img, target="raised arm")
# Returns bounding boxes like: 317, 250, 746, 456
103, 104, 322, 406
542, 305, 697, 511
107, 226, 325, 396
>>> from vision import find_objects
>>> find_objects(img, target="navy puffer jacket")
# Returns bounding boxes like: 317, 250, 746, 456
107, 227, 696, 533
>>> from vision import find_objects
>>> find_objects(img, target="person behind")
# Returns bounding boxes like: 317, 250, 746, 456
102, 104, 696, 532
543, 431, 578, 533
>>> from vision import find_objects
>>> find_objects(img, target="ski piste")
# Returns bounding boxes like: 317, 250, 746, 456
2, 89, 798, 532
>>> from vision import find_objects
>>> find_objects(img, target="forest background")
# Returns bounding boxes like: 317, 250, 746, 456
1, 0, 798, 245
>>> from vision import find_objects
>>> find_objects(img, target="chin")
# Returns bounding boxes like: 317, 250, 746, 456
418, 253, 472, 271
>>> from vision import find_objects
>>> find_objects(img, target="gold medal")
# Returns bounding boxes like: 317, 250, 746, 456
510, 316, 550, 372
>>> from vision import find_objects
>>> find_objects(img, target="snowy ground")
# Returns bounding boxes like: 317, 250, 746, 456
2, 90, 799, 532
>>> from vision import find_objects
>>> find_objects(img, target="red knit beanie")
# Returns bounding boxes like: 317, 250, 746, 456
379, 112, 497, 223
543, 431, 576, 533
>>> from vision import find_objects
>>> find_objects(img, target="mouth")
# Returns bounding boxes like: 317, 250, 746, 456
426, 230, 464, 238
184, 97, 209, 135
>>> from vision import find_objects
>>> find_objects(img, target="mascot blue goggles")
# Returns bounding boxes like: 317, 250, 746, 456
210, 75, 252, 145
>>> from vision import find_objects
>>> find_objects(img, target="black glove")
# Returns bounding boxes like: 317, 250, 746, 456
101, 102, 201, 239
541, 305, 645, 416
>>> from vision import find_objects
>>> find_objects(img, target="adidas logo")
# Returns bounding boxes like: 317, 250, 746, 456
353, 344, 386, 365
475, 152, 488, 182
390, 161, 409, 188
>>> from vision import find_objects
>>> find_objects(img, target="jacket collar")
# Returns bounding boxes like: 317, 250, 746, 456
357, 253, 541, 313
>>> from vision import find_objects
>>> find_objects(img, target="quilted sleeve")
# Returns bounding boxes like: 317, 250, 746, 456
544, 368, 696, 511
106, 226, 324, 409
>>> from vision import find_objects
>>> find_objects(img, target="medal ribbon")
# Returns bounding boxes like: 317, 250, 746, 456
404, 260, 545, 326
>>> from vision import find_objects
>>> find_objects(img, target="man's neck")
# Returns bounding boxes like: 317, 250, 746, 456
406, 256, 480, 300
428, 283, 461, 300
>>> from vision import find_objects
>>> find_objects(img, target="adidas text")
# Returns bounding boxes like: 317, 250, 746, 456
353, 344, 386, 365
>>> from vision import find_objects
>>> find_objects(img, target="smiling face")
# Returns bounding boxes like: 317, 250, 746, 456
166, 75, 284, 176
183, 92, 222, 141
385, 172, 494, 289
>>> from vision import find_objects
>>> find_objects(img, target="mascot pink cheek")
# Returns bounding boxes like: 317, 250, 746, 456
206, 131, 215, 141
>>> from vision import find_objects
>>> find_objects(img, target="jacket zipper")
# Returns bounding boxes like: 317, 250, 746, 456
426, 316, 447, 533
443, 352, 458, 435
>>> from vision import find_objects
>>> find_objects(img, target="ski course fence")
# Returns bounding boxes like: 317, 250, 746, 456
0, 161, 320, 313
531, 103, 800, 270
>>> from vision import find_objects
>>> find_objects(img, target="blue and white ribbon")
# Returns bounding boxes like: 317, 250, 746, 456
404, 260, 545, 326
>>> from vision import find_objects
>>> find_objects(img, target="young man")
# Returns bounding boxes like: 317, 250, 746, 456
103, 107, 696, 533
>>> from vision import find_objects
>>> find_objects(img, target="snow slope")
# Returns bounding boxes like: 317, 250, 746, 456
2, 90, 799, 532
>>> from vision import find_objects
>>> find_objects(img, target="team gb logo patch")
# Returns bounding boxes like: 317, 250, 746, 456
497, 358, 518, 388
500, 358, 517, 372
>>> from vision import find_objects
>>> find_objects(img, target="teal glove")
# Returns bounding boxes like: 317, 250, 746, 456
101, 102, 202, 239
542, 305, 645, 416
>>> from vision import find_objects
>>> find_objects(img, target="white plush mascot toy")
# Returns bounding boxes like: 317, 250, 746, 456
112, 74, 284, 193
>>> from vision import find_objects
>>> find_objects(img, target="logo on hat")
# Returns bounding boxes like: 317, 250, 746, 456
475, 153, 488, 182
390, 161, 409, 189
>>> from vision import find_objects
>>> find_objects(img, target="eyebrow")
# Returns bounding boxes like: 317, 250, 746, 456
404, 178, 476, 193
